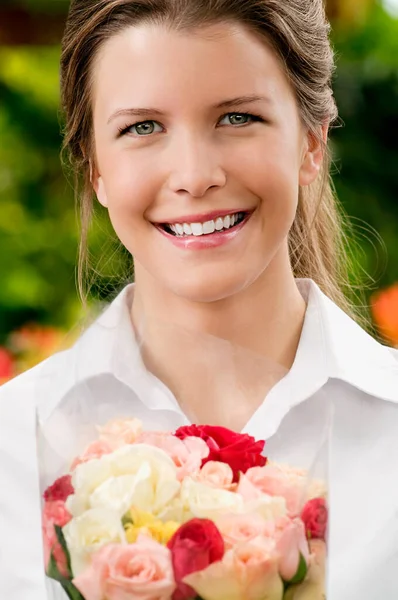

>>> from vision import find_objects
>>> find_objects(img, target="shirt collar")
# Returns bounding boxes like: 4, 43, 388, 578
39, 279, 398, 420
302, 280, 398, 402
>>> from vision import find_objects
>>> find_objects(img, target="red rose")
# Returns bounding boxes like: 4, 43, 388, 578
301, 497, 328, 540
44, 475, 74, 503
167, 518, 224, 600
174, 424, 267, 482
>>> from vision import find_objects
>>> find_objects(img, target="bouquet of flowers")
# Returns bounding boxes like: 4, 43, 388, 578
41, 417, 327, 600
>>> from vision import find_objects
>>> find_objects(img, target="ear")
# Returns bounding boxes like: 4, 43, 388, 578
299, 122, 329, 187
90, 161, 109, 208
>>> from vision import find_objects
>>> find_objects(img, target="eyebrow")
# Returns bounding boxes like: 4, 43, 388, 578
107, 95, 271, 124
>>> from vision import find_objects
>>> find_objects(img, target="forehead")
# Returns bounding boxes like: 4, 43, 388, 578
92, 21, 294, 117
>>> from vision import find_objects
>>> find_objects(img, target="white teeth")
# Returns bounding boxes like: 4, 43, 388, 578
223, 215, 231, 229
191, 223, 203, 236
215, 217, 224, 231
166, 212, 245, 237
203, 220, 215, 235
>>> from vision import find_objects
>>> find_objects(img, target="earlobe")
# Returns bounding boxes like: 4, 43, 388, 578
299, 124, 329, 187
95, 178, 109, 208
90, 162, 109, 208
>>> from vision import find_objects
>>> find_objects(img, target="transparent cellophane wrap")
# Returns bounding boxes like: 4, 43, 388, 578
37, 317, 332, 600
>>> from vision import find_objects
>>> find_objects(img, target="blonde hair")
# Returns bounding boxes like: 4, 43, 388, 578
60, 0, 363, 321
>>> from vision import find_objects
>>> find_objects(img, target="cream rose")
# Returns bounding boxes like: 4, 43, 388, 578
67, 454, 114, 516
137, 432, 209, 481
63, 507, 126, 577
88, 464, 152, 515
67, 444, 180, 518
180, 477, 244, 520
184, 537, 283, 600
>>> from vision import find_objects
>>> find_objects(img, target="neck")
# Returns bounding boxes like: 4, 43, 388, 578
131, 251, 307, 428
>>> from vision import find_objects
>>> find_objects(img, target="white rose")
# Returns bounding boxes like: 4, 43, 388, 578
67, 455, 113, 516
63, 508, 126, 577
109, 443, 176, 477
89, 463, 152, 514
67, 444, 180, 518
108, 444, 180, 515
181, 477, 244, 520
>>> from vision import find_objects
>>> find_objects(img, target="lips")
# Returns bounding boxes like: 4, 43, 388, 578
165, 212, 247, 237
153, 209, 253, 238
155, 210, 253, 250
159, 208, 251, 226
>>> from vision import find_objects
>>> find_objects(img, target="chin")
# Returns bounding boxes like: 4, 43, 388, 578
162, 268, 259, 304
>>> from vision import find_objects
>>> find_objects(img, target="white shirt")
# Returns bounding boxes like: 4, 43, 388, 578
1, 279, 398, 599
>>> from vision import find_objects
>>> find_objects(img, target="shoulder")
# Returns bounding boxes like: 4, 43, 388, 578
388, 346, 398, 362
0, 350, 71, 408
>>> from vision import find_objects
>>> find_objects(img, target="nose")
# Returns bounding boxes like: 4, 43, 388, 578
166, 133, 226, 198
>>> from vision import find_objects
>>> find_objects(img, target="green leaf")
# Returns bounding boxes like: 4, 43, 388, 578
284, 553, 308, 585
47, 553, 66, 584
46, 555, 85, 600
60, 581, 86, 600
54, 524, 73, 578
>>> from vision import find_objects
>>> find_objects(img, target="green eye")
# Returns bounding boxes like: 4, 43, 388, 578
119, 120, 162, 137
133, 121, 160, 135
219, 112, 264, 127
228, 114, 251, 125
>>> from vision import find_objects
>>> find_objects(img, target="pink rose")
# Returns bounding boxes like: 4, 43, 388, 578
274, 516, 310, 582
184, 537, 283, 600
73, 536, 176, 600
216, 513, 275, 550
42, 500, 72, 578
238, 464, 306, 516
283, 539, 326, 599
137, 432, 209, 481
196, 461, 235, 491
71, 440, 113, 470
98, 417, 143, 448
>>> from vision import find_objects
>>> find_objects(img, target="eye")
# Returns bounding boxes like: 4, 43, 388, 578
118, 120, 163, 137
218, 112, 264, 127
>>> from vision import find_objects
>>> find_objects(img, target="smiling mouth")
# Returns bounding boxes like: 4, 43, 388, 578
158, 211, 249, 237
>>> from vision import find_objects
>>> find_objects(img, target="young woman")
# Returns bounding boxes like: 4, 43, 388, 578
1, 1, 397, 598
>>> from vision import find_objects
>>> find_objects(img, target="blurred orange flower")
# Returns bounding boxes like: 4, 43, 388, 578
0, 324, 72, 386
371, 284, 398, 347
0, 347, 14, 384
9, 324, 66, 373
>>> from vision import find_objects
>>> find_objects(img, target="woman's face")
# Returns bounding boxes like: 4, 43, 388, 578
91, 22, 322, 303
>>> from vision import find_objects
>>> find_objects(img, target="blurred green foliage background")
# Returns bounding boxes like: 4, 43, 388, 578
0, 0, 397, 373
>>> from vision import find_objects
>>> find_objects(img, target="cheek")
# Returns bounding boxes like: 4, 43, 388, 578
229, 135, 301, 220
99, 153, 157, 222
